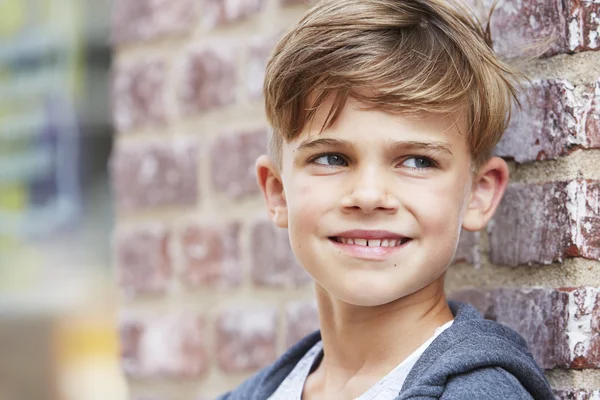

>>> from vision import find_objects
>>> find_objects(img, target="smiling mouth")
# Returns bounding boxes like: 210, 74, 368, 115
329, 237, 412, 247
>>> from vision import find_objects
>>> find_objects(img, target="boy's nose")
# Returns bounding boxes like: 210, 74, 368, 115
340, 170, 400, 214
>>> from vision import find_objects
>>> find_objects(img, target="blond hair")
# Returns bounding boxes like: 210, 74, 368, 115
264, 0, 523, 168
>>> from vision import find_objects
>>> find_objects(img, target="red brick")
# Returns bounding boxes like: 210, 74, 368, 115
486, 0, 567, 58
112, 0, 199, 44
585, 79, 600, 149
286, 300, 319, 348
120, 318, 144, 362
246, 36, 276, 99
177, 43, 237, 115
449, 287, 600, 369
489, 182, 571, 266
250, 220, 312, 287
555, 390, 600, 400
119, 313, 207, 378
488, 288, 570, 369
112, 58, 167, 133
203, 0, 264, 29
452, 230, 480, 266
489, 180, 600, 266
111, 139, 198, 212
567, 180, 600, 261
567, 1, 600, 52
210, 128, 267, 199
482, 0, 600, 56
179, 222, 242, 288
114, 224, 171, 296
562, 287, 600, 368
496, 79, 600, 163
216, 307, 278, 372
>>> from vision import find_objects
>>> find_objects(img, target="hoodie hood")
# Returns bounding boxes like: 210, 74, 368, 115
397, 301, 554, 399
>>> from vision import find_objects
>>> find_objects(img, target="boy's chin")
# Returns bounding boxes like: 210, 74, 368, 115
320, 274, 447, 308
331, 285, 419, 308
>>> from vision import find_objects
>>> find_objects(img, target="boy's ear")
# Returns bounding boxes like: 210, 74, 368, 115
462, 157, 509, 232
256, 155, 288, 228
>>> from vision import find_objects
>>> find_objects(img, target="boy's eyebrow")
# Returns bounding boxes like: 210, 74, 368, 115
295, 137, 353, 152
295, 137, 453, 155
385, 140, 453, 155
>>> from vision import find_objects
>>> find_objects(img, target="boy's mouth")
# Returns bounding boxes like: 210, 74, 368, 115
327, 230, 413, 261
329, 237, 411, 247
328, 229, 412, 248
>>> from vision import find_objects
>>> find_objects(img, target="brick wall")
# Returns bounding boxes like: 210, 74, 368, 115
110, 0, 600, 399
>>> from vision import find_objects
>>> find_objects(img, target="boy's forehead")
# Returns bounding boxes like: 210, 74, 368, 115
291, 96, 469, 147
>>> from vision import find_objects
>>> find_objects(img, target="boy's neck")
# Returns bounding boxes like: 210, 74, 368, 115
307, 275, 453, 398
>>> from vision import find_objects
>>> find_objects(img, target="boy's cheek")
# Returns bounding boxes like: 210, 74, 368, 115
287, 176, 331, 206
285, 183, 325, 221
407, 181, 464, 216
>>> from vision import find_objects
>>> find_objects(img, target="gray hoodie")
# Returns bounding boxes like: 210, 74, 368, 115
217, 301, 556, 399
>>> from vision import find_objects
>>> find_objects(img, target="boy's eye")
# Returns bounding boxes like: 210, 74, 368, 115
402, 157, 433, 169
313, 154, 348, 166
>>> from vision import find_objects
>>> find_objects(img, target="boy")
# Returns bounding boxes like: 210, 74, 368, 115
220, 0, 555, 398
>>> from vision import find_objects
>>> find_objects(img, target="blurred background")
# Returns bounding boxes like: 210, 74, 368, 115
0, 0, 112, 281
0, 0, 120, 399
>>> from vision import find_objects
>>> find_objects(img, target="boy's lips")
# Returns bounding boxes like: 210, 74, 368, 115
328, 230, 413, 261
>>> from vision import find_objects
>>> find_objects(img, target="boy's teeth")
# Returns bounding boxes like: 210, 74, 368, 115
335, 238, 409, 247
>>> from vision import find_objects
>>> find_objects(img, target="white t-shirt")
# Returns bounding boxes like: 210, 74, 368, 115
267, 320, 454, 400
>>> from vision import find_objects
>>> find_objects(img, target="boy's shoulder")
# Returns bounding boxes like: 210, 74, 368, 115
441, 366, 535, 399
399, 301, 554, 399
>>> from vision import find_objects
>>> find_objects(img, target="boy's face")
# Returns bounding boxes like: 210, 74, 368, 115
258, 97, 508, 307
